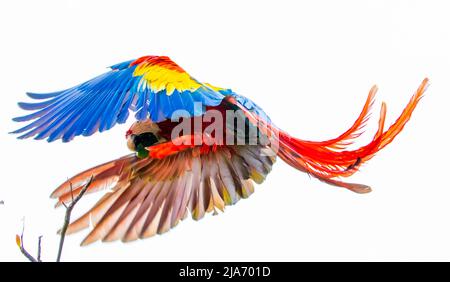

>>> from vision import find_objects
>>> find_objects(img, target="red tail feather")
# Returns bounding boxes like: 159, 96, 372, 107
227, 78, 428, 193
276, 78, 428, 192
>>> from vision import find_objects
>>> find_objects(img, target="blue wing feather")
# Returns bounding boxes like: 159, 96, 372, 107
99, 73, 132, 132
228, 91, 272, 124
12, 59, 226, 142
168, 90, 186, 113
135, 89, 149, 120
26, 90, 66, 100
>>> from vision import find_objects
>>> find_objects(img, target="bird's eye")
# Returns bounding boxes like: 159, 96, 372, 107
133, 132, 159, 148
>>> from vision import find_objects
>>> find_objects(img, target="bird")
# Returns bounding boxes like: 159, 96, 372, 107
12, 55, 428, 245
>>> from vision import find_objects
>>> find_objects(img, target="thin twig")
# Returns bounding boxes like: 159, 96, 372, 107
16, 176, 92, 262
70, 182, 74, 202
37, 236, 43, 262
56, 176, 93, 262
17, 220, 39, 262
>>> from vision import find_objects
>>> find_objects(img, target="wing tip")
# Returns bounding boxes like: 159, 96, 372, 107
11, 116, 25, 123
17, 102, 34, 111
25, 91, 62, 100
80, 238, 94, 247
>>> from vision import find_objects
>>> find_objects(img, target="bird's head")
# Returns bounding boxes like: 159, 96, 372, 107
126, 120, 166, 158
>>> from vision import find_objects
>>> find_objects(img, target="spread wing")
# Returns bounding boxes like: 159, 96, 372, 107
12, 56, 225, 142
50, 145, 276, 245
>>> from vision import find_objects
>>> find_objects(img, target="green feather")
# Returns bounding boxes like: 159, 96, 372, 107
136, 144, 149, 159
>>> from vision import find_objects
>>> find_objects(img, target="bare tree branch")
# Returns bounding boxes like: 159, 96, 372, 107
17, 220, 40, 262
37, 236, 43, 262
56, 176, 93, 262
16, 175, 93, 262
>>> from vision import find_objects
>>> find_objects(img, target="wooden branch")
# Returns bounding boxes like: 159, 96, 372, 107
16, 175, 93, 262
37, 236, 43, 262
56, 176, 93, 262
16, 221, 40, 262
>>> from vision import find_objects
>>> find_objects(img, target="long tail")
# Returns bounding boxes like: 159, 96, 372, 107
228, 78, 429, 193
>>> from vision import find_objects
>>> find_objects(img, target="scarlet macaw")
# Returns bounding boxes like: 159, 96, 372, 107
12, 56, 428, 245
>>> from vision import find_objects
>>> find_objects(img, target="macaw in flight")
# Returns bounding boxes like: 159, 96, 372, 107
12, 55, 428, 245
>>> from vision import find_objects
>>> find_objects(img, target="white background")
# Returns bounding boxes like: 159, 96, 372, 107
0, 0, 449, 261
